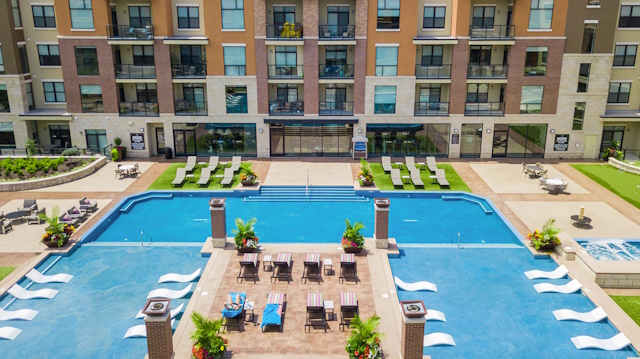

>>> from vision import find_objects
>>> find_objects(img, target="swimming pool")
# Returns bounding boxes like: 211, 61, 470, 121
390, 247, 635, 358
578, 239, 640, 261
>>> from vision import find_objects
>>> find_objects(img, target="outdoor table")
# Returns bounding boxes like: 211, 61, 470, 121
570, 215, 592, 228
119, 164, 135, 177
215, 174, 224, 183
417, 162, 425, 169
429, 175, 437, 184
186, 174, 195, 182
402, 175, 410, 184
4, 211, 25, 225
395, 162, 404, 169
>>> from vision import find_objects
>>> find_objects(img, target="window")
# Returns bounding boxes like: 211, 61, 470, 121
421, 46, 443, 66
37, 45, 61, 66
32, 6, 56, 28
0, 46, 5, 74
86, 129, 107, 149
587, 0, 600, 5
524, 47, 548, 76
423, 6, 445, 29
377, 0, 400, 29
226, 86, 248, 113
529, 0, 553, 30
0, 122, 16, 147
177, 6, 199, 29
472, 6, 494, 27
25, 83, 35, 110
69, 0, 94, 29
43, 82, 66, 103
573, 102, 585, 131
80, 85, 103, 112
75, 47, 99, 75
180, 45, 203, 65
374, 86, 396, 114
223, 47, 246, 76
18, 46, 29, 74
620, 5, 640, 28
136, 83, 157, 102
325, 45, 347, 66
577, 63, 590, 92
614, 45, 637, 67
375, 47, 398, 76
275, 46, 297, 67
418, 84, 441, 103
11, 0, 22, 28
466, 83, 488, 103
608, 82, 631, 104
276, 83, 297, 102
520, 86, 543, 114
132, 45, 154, 66
129, 6, 151, 27
0, 85, 9, 113
469, 45, 491, 65
221, 0, 244, 29
273, 6, 295, 26
581, 24, 596, 53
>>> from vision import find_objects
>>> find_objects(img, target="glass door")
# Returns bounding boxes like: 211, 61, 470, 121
49, 124, 71, 148
270, 125, 284, 156
156, 128, 165, 154
327, 6, 349, 36
173, 129, 196, 156
600, 125, 625, 153
492, 124, 508, 157
460, 124, 482, 158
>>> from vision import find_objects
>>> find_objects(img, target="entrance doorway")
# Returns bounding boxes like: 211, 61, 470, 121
600, 125, 625, 153
269, 123, 353, 157
460, 124, 483, 158
156, 128, 165, 154
173, 129, 196, 156
49, 124, 71, 148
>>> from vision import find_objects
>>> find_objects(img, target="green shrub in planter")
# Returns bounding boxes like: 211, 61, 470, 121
111, 148, 120, 162
61, 148, 80, 157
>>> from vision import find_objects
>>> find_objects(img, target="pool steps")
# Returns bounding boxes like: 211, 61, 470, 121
441, 195, 493, 214
120, 193, 173, 213
244, 185, 369, 202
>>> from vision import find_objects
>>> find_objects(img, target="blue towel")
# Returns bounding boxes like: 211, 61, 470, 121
221, 292, 246, 318
261, 304, 281, 329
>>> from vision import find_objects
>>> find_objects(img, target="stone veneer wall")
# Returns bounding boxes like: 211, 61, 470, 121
608, 158, 640, 175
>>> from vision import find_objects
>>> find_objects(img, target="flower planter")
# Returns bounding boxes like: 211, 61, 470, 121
536, 244, 557, 251
362, 179, 374, 187
42, 237, 69, 248
236, 246, 257, 253
241, 180, 256, 187
343, 247, 363, 254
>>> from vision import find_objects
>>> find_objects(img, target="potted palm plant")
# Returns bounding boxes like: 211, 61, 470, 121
190, 312, 227, 359
232, 217, 259, 253
239, 163, 258, 186
358, 159, 374, 187
527, 218, 561, 251
40, 206, 75, 248
345, 314, 383, 359
342, 219, 365, 253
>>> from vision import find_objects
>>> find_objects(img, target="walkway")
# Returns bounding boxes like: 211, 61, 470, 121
263, 162, 354, 186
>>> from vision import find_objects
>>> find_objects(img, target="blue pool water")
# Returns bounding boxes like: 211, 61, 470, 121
578, 239, 640, 261
390, 247, 635, 358
0, 245, 207, 359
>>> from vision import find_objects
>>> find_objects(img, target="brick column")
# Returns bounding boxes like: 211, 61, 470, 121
353, 39, 367, 115
154, 39, 174, 114
450, 39, 469, 115
374, 199, 389, 248
303, 0, 319, 115
144, 312, 174, 359
401, 316, 426, 359
209, 199, 227, 247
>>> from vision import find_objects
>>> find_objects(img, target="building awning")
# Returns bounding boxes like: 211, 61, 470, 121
163, 36, 209, 45
601, 110, 640, 122
19, 109, 72, 121
264, 119, 358, 125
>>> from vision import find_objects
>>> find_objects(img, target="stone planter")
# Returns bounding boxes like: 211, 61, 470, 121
236, 246, 257, 253
362, 179, 374, 187
343, 247, 363, 254
42, 237, 69, 248
241, 180, 256, 187
535, 244, 557, 251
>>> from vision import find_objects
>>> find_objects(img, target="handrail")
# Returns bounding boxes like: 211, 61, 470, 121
107, 24, 154, 40
318, 25, 355, 39
141, 230, 153, 247
115, 64, 156, 79
306, 170, 309, 201
267, 65, 304, 79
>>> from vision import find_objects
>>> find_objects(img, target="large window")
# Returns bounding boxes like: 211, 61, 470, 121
608, 82, 631, 104
221, 0, 244, 29
614, 45, 637, 67
180, 45, 203, 65
374, 86, 396, 114
69, 0, 94, 29
325, 45, 347, 66
226, 86, 247, 113
472, 6, 494, 27
573, 102, 585, 131
377, 0, 400, 29
86, 129, 107, 149
75, 47, 98, 75
375, 47, 398, 76
0, 85, 9, 113
367, 124, 450, 157
619, 5, 640, 28
581, 24, 596, 53
174, 123, 256, 157
132, 45, 154, 66
577, 63, 590, 93
38, 45, 61, 66
421, 46, 443, 66
529, 0, 553, 30
177, 6, 199, 29
274, 46, 297, 76
43, 82, 66, 103
129, 6, 151, 27
466, 83, 488, 103
136, 83, 157, 103
223, 47, 246, 76
524, 47, 547, 76
469, 45, 491, 65
493, 124, 547, 158
423, 6, 445, 29
276, 83, 298, 102
32, 5, 56, 28
11, 0, 22, 28
80, 85, 103, 113
0, 122, 16, 148
520, 86, 543, 114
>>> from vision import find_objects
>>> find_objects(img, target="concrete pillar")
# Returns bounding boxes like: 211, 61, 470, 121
209, 198, 227, 247
400, 300, 427, 359
143, 299, 174, 359
374, 198, 390, 248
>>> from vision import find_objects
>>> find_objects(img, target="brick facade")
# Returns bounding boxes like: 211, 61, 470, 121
154, 40, 175, 114
401, 318, 426, 359
253, 0, 266, 37
144, 313, 174, 359
303, 40, 320, 115
210, 203, 227, 239
354, 40, 367, 115
450, 39, 470, 115
254, 39, 269, 114
355, 0, 368, 38
374, 206, 389, 239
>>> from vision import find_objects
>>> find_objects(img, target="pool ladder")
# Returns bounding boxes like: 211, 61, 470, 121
141, 230, 153, 247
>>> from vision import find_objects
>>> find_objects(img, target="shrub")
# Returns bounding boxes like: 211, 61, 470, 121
345, 315, 383, 359
25, 165, 37, 175
342, 219, 365, 249
527, 218, 561, 250
25, 139, 39, 157
190, 312, 227, 359
61, 148, 80, 157
111, 148, 120, 162
114, 137, 123, 147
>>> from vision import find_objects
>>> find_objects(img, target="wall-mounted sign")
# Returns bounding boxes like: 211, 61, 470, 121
451, 134, 459, 145
131, 133, 145, 150
554, 134, 569, 151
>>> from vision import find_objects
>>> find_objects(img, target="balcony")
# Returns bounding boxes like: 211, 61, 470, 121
415, 64, 451, 79
465, 102, 505, 116
115, 64, 156, 79
266, 24, 303, 39
467, 64, 508, 79
172, 64, 206, 78
174, 100, 207, 116
318, 25, 355, 39
469, 25, 514, 41
319, 64, 354, 78
107, 25, 154, 40
267, 65, 304, 79
520, 103, 542, 114
269, 100, 304, 116
119, 102, 159, 117
319, 101, 353, 116
414, 102, 449, 116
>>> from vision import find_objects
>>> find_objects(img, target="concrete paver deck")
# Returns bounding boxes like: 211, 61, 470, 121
470, 163, 590, 194
263, 162, 353, 186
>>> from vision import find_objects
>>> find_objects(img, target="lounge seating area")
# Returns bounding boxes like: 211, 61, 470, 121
164, 156, 247, 189
379, 156, 455, 190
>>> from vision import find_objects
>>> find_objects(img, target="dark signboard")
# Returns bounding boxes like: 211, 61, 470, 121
554, 134, 569, 151
451, 134, 459, 145
131, 133, 145, 150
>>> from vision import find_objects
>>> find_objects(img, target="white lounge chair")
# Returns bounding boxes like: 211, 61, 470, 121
571, 333, 631, 351
406, 156, 418, 172
135, 303, 184, 319
426, 156, 438, 172
524, 265, 569, 280
381, 156, 392, 173
534, 279, 581, 294
425, 310, 446, 322
230, 156, 241, 172
171, 168, 186, 187
124, 319, 175, 339
207, 156, 219, 171
147, 283, 192, 299
196, 167, 212, 186
423, 332, 456, 347
158, 268, 201, 283
220, 167, 234, 186
553, 307, 607, 322
26, 269, 73, 284
410, 169, 424, 188
184, 156, 197, 172
8, 284, 58, 299
394, 276, 437, 292
390, 168, 403, 188
0, 308, 38, 321
0, 327, 21, 340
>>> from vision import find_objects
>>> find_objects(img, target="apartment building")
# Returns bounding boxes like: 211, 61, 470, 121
0, 0, 636, 159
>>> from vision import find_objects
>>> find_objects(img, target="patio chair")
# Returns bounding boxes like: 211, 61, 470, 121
79, 197, 98, 213
184, 156, 197, 172
435, 168, 450, 188
271, 253, 293, 284
58, 213, 79, 227
339, 253, 358, 284
0, 212, 13, 234
8, 284, 58, 299
381, 156, 392, 173
538, 177, 547, 188
207, 156, 219, 171
27, 207, 46, 225
146, 283, 193, 299
231, 156, 242, 172
262, 293, 286, 332
133, 163, 141, 175
538, 169, 548, 178
426, 156, 438, 172
26, 269, 73, 283
390, 168, 403, 188
406, 156, 418, 172
339, 292, 359, 331
571, 333, 631, 351
197, 167, 212, 186
220, 168, 235, 186
158, 268, 201, 283
222, 292, 247, 332
171, 168, 186, 187
67, 207, 88, 223
301, 253, 321, 284
410, 169, 424, 188
305, 293, 327, 333
237, 253, 259, 284
18, 200, 37, 215
522, 163, 527, 173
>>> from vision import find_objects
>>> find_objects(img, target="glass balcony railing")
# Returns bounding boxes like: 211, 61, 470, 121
319, 101, 353, 116
414, 102, 449, 116
520, 103, 542, 114
469, 25, 514, 40
267, 65, 304, 79
318, 25, 355, 39
115, 64, 156, 79
107, 25, 154, 40
269, 101, 304, 116
415, 64, 451, 79
319, 64, 354, 78
465, 102, 505, 116
174, 100, 207, 116
467, 64, 508, 78
171, 64, 206, 78
119, 102, 159, 117
266, 24, 303, 39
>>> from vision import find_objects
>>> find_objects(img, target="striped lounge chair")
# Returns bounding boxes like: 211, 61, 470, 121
262, 292, 286, 332
271, 253, 293, 284
340, 292, 359, 331
339, 253, 358, 284
305, 293, 327, 333
301, 253, 321, 284
237, 253, 259, 284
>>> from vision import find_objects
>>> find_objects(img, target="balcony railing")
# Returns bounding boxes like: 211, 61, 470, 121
269, 101, 304, 116
465, 102, 505, 116
174, 100, 207, 116
318, 25, 355, 39
520, 103, 542, 114
226, 101, 248, 113
107, 25, 154, 40
115, 64, 156, 79
414, 102, 450, 116
267, 65, 304, 79
375, 66, 398, 76
319, 64, 354, 78
415, 64, 451, 79
82, 102, 104, 113
469, 25, 515, 40
266, 24, 303, 39
224, 65, 247, 76
77, 65, 99, 76
374, 104, 396, 114
319, 101, 353, 116
467, 64, 508, 78
119, 102, 159, 117
172, 64, 206, 78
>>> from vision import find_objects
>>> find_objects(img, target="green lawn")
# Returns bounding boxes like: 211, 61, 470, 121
0, 267, 16, 281
611, 296, 640, 326
370, 163, 470, 191
147, 163, 241, 190
571, 164, 640, 210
